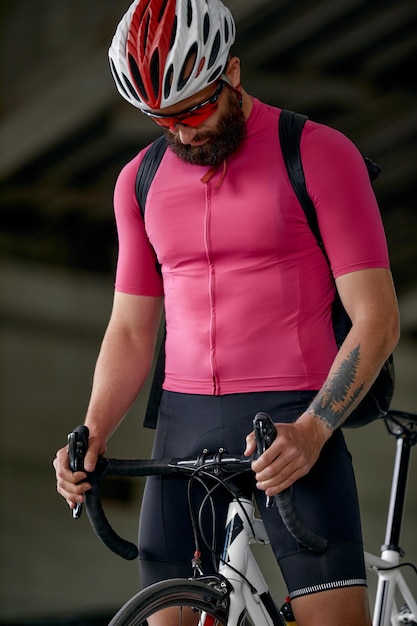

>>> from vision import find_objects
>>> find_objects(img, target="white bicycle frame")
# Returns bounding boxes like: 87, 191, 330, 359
201, 497, 280, 626
199, 495, 417, 626
200, 427, 417, 626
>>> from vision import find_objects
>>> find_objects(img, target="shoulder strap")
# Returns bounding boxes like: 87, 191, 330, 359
135, 135, 168, 217
134, 134, 168, 430
278, 109, 328, 262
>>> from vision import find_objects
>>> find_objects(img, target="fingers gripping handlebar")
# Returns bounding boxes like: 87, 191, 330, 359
67, 425, 89, 519
253, 412, 278, 509
67, 425, 139, 560
67, 414, 327, 561
253, 412, 327, 552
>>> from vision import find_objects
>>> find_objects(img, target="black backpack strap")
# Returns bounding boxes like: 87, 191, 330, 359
278, 110, 329, 262
134, 135, 168, 429
135, 135, 168, 217
279, 109, 352, 348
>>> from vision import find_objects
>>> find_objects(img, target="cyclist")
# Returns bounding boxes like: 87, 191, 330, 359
54, 1, 400, 625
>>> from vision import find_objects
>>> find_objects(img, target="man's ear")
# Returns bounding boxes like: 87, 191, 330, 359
225, 56, 241, 88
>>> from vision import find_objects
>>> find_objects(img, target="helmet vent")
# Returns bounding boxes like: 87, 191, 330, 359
143, 13, 151, 55
186, 0, 193, 28
208, 66, 222, 84
123, 72, 142, 103
158, 0, 170, 22
203, 14, 210, 44
128, 53, 148, 102
224, 17, 229, 43
164, 64, 174, 99
178, 42, 198, 90
110, 59, 130, 100
208, 31, 221, 69
150, 50, 160, 99
169, 15, 177, 50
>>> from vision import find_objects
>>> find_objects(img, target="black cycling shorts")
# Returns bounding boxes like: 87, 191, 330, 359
138, 390, 367, 599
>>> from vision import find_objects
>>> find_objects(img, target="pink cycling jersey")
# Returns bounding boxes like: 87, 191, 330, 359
113, 98, 389, 395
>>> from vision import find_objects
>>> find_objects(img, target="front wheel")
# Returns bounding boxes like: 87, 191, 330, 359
109, 578, 231, 625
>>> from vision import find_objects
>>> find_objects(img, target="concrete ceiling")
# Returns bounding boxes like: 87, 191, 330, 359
1, 0, 416, 296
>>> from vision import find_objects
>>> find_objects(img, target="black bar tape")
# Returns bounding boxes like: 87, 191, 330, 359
85, 483, 139, 560
275, 489, 328, 552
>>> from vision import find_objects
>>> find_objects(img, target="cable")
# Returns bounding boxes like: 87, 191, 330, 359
185, 461, 260, 589
370, 561, 417, 579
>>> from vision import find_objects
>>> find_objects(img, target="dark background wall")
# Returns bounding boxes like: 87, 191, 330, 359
1, 1, 416, 623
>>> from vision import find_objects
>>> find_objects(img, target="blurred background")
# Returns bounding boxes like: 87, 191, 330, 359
1, 1, 416, 623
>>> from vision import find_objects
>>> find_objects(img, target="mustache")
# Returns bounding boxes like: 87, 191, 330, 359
189, 130, 217, 142
169, 128, 217, 146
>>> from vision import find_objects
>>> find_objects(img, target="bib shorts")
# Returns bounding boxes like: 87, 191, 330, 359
138, 390, 367, 599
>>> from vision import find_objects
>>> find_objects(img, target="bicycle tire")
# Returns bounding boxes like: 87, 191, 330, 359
109, 578, 231, 625
108, 578, 265, 625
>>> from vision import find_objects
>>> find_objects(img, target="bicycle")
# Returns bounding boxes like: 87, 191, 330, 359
68, 409, 417, 625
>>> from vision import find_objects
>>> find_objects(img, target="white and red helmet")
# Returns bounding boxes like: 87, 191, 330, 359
109, 0, 236, 110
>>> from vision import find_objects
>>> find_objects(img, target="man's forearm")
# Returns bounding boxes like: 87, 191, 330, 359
84, 326, 156, 442
307, 344, 366, 430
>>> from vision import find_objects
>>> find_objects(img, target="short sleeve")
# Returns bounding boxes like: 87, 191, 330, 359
113, 152, 164, 296
300, 122, 390, 279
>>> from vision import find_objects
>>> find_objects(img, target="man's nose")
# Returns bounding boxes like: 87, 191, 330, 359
174, 124, 198, 145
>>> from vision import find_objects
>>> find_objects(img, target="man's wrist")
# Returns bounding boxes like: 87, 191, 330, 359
296, 410, 333, 445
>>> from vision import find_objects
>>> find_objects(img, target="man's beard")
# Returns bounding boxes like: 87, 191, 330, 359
164, 89, 246, 167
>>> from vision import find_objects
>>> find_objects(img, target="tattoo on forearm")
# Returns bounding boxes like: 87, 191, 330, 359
309, 345, 365, 429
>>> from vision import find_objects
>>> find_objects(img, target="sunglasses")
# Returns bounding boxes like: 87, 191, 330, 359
141, 80, 230, 129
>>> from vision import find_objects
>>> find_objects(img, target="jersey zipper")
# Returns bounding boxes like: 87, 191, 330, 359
204, 183, 219, 394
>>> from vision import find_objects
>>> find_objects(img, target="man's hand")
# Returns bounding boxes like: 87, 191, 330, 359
53, 435, 105, 510
244, 414, 331, 496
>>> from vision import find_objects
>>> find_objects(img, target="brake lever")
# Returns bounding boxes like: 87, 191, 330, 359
67, 425, 89, 519
253, 412, 277, 509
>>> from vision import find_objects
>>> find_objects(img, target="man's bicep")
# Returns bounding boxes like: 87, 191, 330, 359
335, 268, 399, 327
109, 292, 164, 339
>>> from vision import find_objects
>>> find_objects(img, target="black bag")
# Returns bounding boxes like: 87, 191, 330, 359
136, 112, 395, 429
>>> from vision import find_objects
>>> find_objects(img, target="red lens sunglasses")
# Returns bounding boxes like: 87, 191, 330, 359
142, 80, 241, 129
